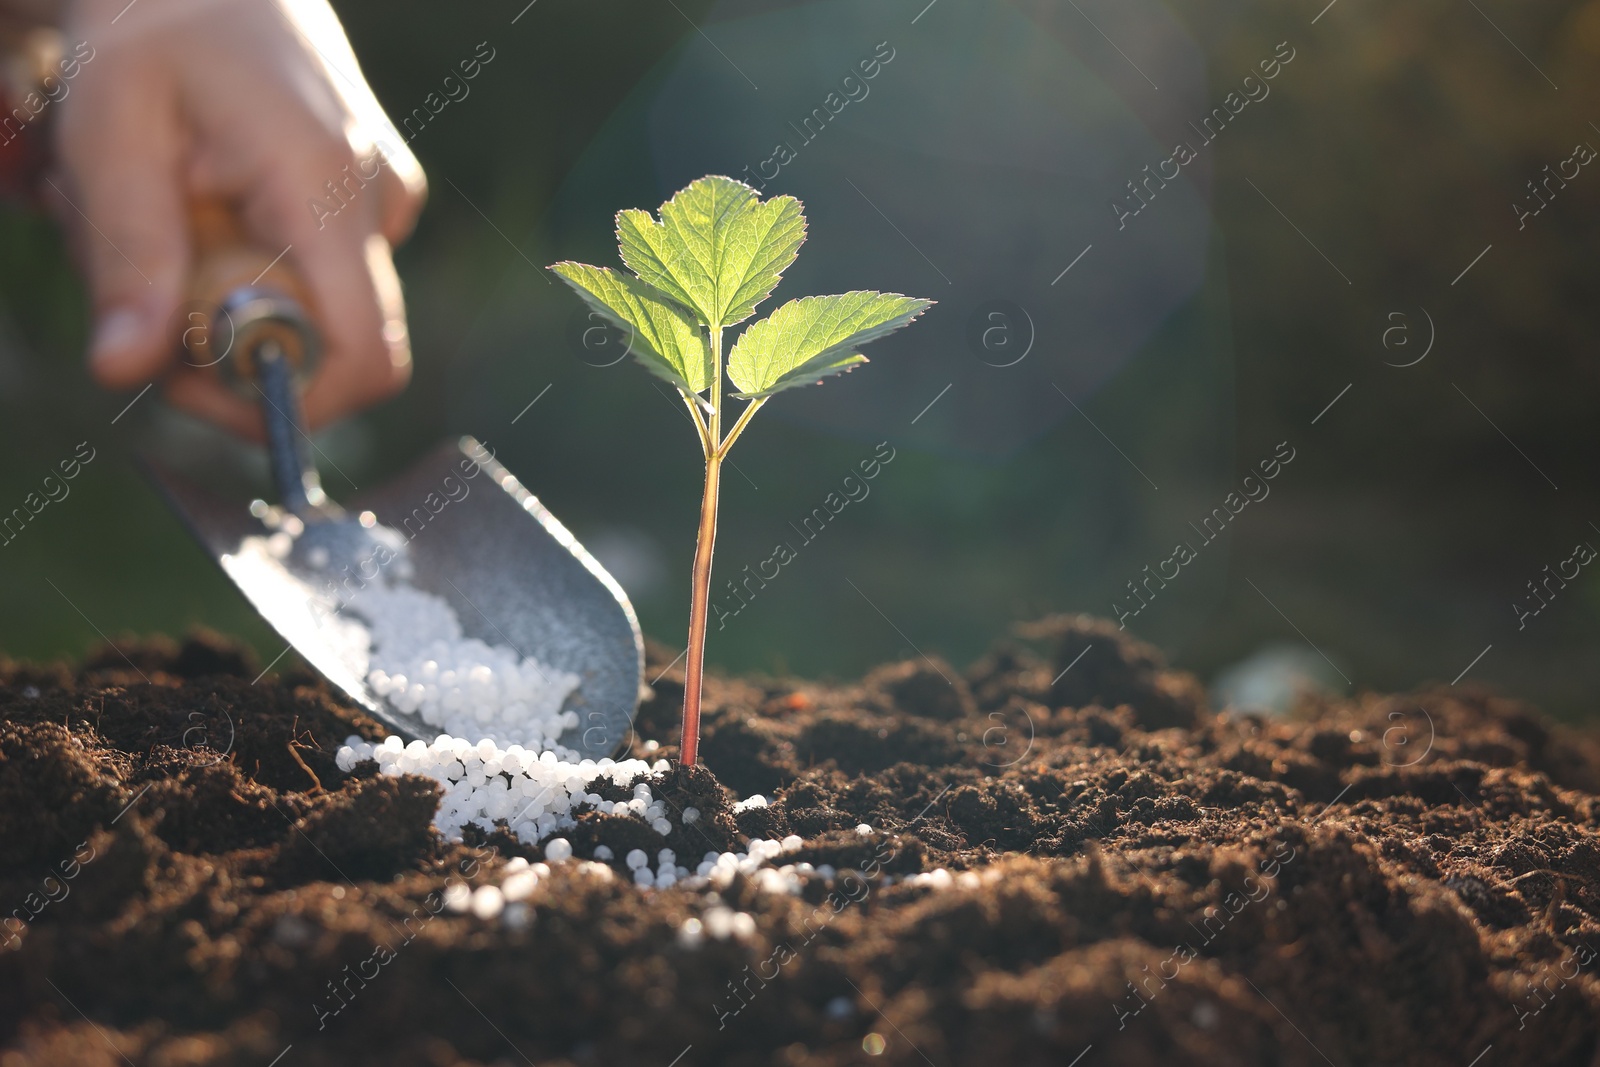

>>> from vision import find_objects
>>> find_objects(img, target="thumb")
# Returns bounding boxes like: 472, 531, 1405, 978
54, 79, 188, 390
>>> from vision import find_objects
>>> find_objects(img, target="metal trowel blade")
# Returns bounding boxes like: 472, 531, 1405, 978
141, 436, 643, 759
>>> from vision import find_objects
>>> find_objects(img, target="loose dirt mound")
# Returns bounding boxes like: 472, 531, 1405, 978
1, 618, 1598, 1066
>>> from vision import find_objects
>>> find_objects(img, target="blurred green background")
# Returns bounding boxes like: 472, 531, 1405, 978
1, 0, 1596, 719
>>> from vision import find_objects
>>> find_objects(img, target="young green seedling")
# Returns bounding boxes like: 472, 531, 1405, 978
551, 175, 932, 768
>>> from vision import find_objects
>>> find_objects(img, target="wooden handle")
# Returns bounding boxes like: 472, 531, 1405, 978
182, 198, 317, 378
186, 198, 311, 308
183, 198, 328, 506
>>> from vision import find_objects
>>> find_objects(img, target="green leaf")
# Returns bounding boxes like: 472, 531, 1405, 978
550, 262, 712, 394
616, 176, 805, 329
726, 291, 933, 398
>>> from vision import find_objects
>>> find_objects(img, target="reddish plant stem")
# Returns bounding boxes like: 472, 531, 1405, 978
679, 450, 722, 767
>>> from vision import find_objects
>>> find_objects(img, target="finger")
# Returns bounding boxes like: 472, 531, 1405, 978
275, 0, 426, 250
53, 72, 188, 391
255, 161, 411, 431
369, 138, 427, 246
164, 373, 266, 442
299, 230, 411, 431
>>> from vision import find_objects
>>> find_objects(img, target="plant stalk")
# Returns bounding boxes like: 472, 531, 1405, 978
680, 325, 724, 767
679, 449, 721, 767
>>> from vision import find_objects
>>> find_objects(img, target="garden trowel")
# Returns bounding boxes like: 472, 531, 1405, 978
142, 200, 642, 758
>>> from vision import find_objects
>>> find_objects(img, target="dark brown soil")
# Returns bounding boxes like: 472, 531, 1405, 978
2, 617, 1599, 1067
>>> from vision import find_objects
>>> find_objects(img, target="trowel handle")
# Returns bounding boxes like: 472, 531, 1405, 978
184, 197, 330, 517
186, 198, 316, 336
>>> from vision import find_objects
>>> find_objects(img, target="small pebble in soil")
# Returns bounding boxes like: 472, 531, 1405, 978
272, 915, 312, 947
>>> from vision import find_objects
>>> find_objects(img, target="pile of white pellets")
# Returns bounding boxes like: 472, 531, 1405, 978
335, 734, 672, 844
333, 576, 681, 846
328, 575, 979, 903
351, 581, 583, 752
260, 534, 684, 867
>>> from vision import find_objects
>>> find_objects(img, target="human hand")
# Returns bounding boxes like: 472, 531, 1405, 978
51, 0, 426, 436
